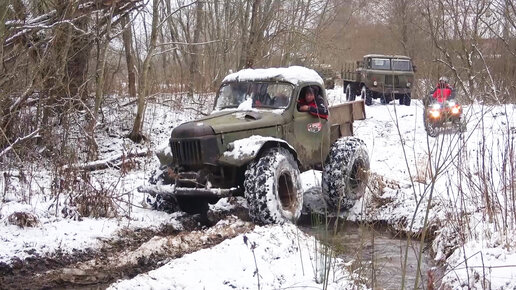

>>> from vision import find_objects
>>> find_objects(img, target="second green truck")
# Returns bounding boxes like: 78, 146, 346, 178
342, 54, 416, 106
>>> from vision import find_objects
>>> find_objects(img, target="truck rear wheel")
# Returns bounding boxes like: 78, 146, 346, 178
398, 94, 411, 106
404, 94, 412, 106
361, 86, 373, 106
322, 137, 370, 211
346, 84, 356, 101
244, 147, 303, 225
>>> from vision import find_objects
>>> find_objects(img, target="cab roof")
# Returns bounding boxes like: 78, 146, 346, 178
222, 66, 324, 86
364, 54, 412, 60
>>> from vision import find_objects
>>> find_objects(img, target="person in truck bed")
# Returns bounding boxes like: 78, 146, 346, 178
297, 86, 328, 119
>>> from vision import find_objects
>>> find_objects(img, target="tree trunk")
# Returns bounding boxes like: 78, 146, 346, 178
188, 1, 204, 97
94, 4, 115, 118
67, 16, 91, 103
0, 0, 7, 72
238, 1, 251, 69
87, 4, 115, 160
128, 0, 159, 143
121, 14, 137, 98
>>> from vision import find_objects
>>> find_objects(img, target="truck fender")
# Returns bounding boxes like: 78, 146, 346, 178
155, 142, 173, 167
218, 135, 298, 167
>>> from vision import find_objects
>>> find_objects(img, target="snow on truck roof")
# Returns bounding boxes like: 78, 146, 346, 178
222, 66, 324, 86
364, 54, 412, 59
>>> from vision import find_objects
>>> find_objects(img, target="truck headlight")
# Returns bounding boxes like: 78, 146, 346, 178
373, 80, 378, 86
406, 82, 411, 87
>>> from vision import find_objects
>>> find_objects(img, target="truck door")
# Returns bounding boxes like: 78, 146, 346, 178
286, 85, 330, 170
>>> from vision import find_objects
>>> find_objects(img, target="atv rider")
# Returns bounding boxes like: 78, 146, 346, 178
432, 76, 454, 103
297, 86, 328, 119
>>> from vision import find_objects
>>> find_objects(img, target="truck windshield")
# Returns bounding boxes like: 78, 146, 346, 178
215, 82, 293, 110
392, 59, 412, 71
371, 58, 391, 70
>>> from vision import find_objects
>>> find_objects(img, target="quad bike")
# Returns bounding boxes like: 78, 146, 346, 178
423, 97, 466, 137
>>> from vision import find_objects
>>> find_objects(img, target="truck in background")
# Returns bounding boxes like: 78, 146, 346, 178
342, 54, 415, 106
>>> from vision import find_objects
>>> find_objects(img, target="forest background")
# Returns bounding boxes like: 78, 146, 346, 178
1, 0, 515, 165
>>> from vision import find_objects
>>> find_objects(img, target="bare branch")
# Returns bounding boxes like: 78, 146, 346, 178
0, 129, 40, 159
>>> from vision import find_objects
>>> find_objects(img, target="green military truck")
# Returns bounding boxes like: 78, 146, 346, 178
342, 54, 415, 106
139, 66, 370, 225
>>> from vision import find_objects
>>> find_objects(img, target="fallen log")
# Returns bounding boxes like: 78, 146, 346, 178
63, 150, 149, 171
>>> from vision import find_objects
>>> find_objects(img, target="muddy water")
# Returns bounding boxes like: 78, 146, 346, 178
302, 221, 435, 289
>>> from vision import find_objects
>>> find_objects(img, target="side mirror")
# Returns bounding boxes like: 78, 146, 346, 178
412, 65, 417, 73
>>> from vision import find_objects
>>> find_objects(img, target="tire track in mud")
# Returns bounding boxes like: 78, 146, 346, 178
0, 212, 253, 289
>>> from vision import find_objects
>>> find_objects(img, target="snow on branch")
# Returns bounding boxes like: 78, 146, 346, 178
4, 0, 143, 46
62, 150, 149, 171
0, 129, 41, 159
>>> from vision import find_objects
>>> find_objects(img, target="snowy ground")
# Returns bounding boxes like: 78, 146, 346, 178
1, 86, 515, 289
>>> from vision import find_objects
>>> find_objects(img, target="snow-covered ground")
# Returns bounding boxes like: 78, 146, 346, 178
1, 86, 515, 289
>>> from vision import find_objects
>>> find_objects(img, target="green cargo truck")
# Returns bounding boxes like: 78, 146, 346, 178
342, 54, 416, 106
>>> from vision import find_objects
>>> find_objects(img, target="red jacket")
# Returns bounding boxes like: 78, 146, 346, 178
432, 84, 453, 103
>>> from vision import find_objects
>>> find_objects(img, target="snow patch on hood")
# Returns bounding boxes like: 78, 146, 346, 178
222, 135, 290, 161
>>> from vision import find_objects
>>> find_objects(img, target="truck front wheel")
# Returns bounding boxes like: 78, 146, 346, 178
361, 86, 373, 106
146, 166, 179, 212
244, 147, 303, 225
322, 137, 370, 211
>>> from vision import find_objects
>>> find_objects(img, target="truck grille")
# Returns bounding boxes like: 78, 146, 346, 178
171, 139, 202, 165
384, 75, 408, 88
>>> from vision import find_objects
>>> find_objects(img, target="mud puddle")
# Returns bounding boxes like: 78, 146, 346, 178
0, 208, 253, 290
301, 220, 437, 289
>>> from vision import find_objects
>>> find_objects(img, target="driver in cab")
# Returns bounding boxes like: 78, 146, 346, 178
297, 86, 328, 119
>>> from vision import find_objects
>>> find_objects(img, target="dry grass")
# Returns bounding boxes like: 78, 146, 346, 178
7, 212, 40, 228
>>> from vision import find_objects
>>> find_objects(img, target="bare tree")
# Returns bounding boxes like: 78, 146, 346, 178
418, 0, 515, 102
1, 0, 142, 152
128, 0, 160, 143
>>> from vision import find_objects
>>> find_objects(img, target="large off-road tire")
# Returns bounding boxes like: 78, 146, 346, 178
322, 137, 370, 211
345, 84, 356, 101
146, 166, 179, 212
244, 147, 303, 225
148, 166, 173, 185
361, 86, 373, 106
399, 94, 411, 106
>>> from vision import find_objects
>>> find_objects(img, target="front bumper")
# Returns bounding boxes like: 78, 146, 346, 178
138, 184, 242, 198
